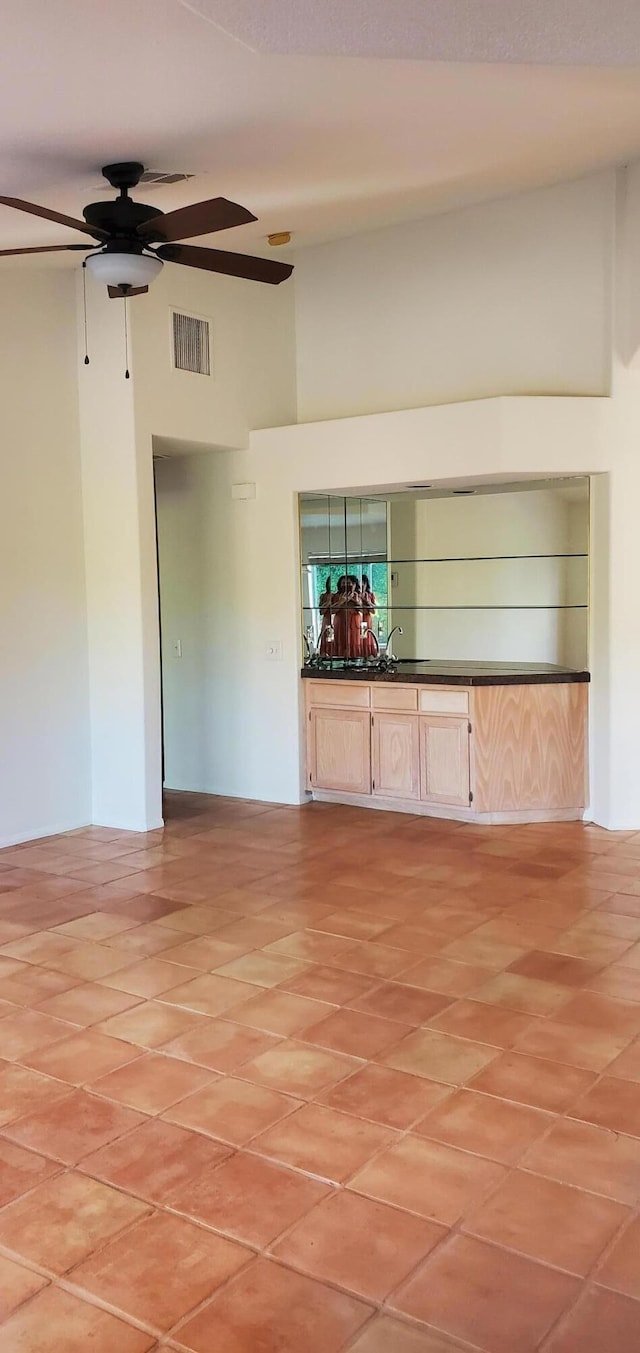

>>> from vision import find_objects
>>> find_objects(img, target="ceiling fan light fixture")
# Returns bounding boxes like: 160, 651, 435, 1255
0, 164, 293, 287
86, 249, 163, 291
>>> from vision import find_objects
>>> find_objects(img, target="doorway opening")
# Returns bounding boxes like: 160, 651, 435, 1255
153, 438, 230, 800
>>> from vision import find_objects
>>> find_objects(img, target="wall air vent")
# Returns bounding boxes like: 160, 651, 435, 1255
171, 310, 211, 376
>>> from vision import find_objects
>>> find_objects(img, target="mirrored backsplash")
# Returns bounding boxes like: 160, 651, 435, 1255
299, 480, 589, 668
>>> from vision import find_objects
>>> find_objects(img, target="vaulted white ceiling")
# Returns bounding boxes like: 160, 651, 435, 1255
184, 0, 640, 66
1, 0, 640, 260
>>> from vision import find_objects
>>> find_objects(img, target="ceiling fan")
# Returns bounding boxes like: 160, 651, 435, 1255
0, 162, 293, 296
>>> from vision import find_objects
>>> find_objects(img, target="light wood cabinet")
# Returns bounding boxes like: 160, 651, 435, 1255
308, 706, 371, 794
419, 715, 471, 807
304, 678, 587, 823
471, 683, 587, 813
372, 712, 420, 800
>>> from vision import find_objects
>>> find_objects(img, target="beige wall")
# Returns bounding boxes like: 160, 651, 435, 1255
0, 270, 90, 845
294, 172, 613, 422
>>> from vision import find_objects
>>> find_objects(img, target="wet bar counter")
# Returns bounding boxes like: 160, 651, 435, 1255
301, 660, 589, 687
302, 667, 589, 824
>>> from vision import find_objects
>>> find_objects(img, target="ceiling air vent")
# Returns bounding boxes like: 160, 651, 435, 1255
140, 171, 195, 186
171, 310, 211, 377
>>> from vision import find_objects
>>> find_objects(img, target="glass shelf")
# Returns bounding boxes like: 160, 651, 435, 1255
304, 553, 588, 564
303, 604, 588, 612
302, 559, 588, 609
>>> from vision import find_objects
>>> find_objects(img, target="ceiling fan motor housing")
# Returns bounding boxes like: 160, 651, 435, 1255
83, 198, 163, 238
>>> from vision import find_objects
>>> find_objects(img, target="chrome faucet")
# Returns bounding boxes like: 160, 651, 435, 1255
361, 624, 379, 659
303, 630, 319, 666
384, 626, 403, 663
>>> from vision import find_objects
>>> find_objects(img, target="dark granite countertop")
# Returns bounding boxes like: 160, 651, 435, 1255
301, 660, 590, 687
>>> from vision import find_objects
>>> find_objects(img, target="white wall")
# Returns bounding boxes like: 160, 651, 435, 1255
156, 447, 300, 802
389, 488, 589, 665
75, 258, 297, 828
0, 271, 90, 845
155, 455, 208, 791
132, 263, 297, 449
603, 163, 640, 833
294, 172, 613, 421
77, 274, 161, 832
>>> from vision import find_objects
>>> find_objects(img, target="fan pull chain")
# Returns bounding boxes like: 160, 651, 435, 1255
124, 294, 130, 379
82, 262, 90, 366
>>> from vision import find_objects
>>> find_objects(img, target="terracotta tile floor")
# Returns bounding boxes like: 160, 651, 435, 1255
0, 794, 640, 1351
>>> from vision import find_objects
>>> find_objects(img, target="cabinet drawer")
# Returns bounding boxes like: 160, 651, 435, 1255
419, 688, 469, 716
306, 681, 371, 709
372, 685, 418, 712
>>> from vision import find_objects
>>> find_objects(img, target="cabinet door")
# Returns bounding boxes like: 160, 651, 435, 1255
309, 708, 371, 794
372, 713, 420, 800
420, 716, 470, 806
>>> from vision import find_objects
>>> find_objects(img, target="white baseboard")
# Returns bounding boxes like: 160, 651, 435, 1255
163, 781, 306, 807
0, 819, 92, 850
90, 818, 165, 833
0, 816, 167, 849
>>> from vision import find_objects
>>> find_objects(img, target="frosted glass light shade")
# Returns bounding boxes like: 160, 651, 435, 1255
86, 250, 163, 289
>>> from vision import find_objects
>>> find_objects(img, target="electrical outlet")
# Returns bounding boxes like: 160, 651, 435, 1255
265, 640, 283, 661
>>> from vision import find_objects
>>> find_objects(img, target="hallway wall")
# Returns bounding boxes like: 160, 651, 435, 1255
74, 257, 297, 830
154, 454, 208, 792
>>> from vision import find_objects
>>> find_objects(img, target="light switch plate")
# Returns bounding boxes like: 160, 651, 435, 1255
265, 639, 283, 661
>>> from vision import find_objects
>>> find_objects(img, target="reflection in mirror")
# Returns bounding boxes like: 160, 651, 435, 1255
299, 479, 589, 670
300, 494, 389, 661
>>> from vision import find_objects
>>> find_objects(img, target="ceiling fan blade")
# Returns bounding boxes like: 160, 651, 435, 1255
0, 196, 106, 240
0, 243, 92, 256
107, 285, 149, 299
157, 242, 293, 285
138, 197, 257, 243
